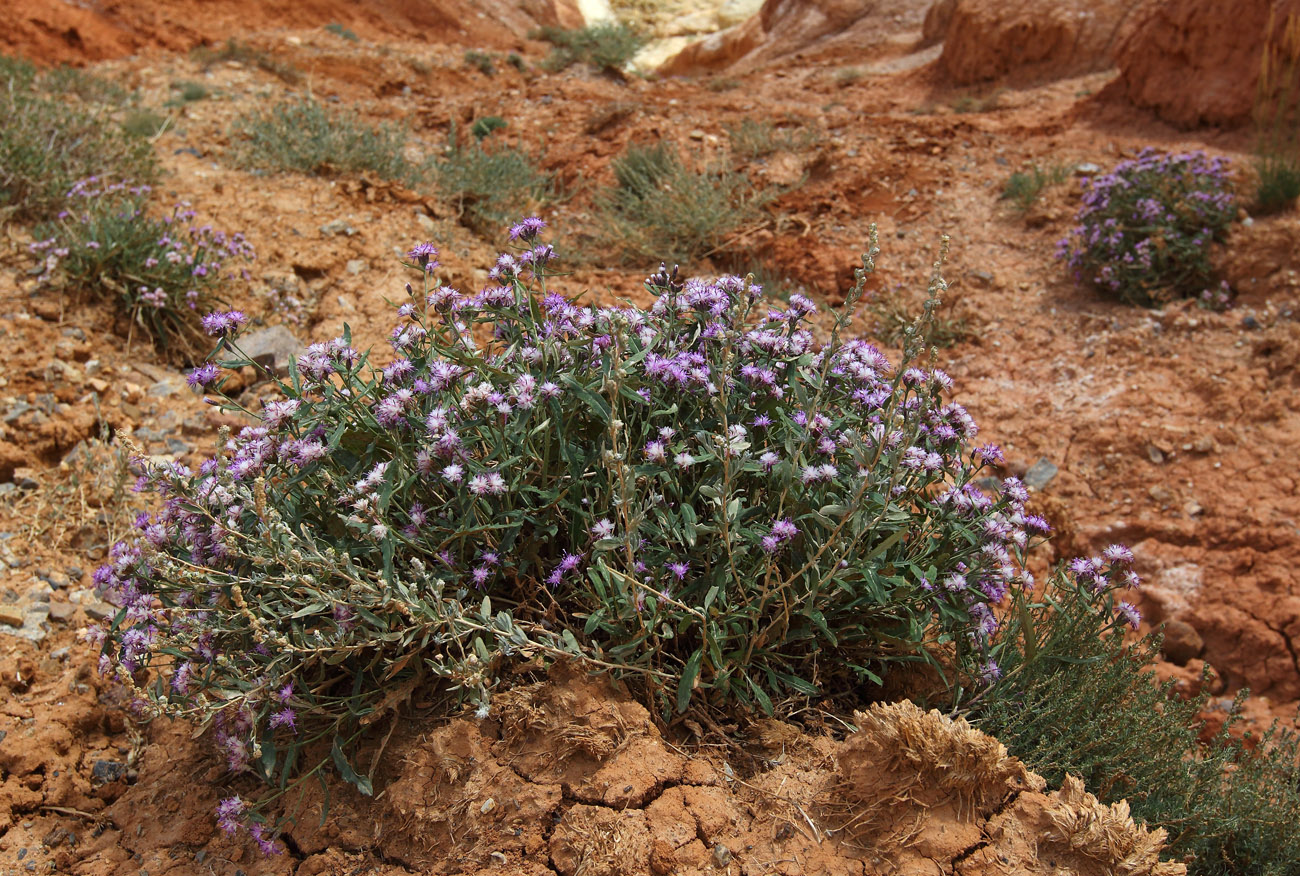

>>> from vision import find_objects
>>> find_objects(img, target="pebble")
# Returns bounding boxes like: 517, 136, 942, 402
47, 602, 76, 624
1023, 457, 1058, 490
319, 218, 357, 237
346, 259, 368, 275
713, 844, 732, 865
91, 760, 126, 784
1241, 314, 1260, 330
84, 601, 115, 621
0, 604, 25, 627
1145, 444, 1164, 464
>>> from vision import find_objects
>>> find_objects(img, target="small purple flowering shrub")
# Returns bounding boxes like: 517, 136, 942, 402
31, 177, 254, 355
93, 221, 1115, 842
1057, 149, 1236, 308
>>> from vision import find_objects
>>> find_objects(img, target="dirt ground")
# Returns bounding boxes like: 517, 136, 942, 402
0, 1, 1297, 873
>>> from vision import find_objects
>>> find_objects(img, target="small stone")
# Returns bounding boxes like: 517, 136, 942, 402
146, 380, 181, 398
236, 325, 304, 377
1192, 435, 1216, 453
1161, 619, 1203, 665
1074, 162, 1102, 174
1241, 314, 1261, 330
712, 844, 732, 865
319, 218, 357, 237
0, 604, 24, 627
84, 601, 115, 621
87, 378, 110, 394
11, 468, 39, 489
91, 760, 126, 784
416, 212, 436, 233
121, 383, 144, 403
346, 259, 368, 275
1148, 484, 1174, 504
1023, 457, 1059, 491
47, 602, 76, 624
689, 129, 705, 140
1145, 444, 1164, 464
165, 439, 190, 456
970, 269, 994, 286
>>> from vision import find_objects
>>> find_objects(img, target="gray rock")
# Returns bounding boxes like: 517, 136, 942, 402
84, 601, 115, 621
319, 218, 357, 237
146, 379, 183, 398
91, 760, 126, 784
165, 438, 190, 456
1023, 457, 1059, 491
236, 325, 304, 377
346, 259, 368, 275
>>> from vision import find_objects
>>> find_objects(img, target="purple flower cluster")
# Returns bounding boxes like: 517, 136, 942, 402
90, 219, 1140, 852
1056, 150, 1235, 307
30, 177, 254, 344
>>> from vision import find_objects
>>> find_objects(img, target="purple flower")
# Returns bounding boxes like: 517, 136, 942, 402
591, 519, 615, 539
1117, 601, 1141, 630
665, 561, 689, 581
186, 362, 221, 389
406, 242, 439, 268
645, 440, 667, 463
508, 216, 547, 241
201, 310, 247, 338
269, 708, 297, 733
216, 796, 246, 835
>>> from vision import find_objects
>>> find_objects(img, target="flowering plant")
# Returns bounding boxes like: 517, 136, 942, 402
1057, 150, 1236, 307
31, 177, 254, 354
93, 221, 1084, 845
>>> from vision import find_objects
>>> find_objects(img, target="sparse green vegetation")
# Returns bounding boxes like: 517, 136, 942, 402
975, 571, 1300, 876
1000, 163, 1073, 214
1253, 13, 1300, 215
725, 118, 818, 160
464, 49, 496, 76
952, 89, 1003, 114
122, 108, 169, 139
324, 22, 360, 42
192, 38, 301, 84
866, 280, 969, 349
592, 142, 776, 265
470, 115, 508, 141
0, 61, 157, 222
229, 98, 423, 185
168, 80, 211, 104
534, 22, 644, 72
433, 139, 553, 234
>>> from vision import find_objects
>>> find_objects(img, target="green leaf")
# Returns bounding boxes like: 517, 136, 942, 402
559, 374, 611, 423
677, 648, 703, 714
331, 735, 373, 796
703, 585, 720, 611
748, 677, 774, 715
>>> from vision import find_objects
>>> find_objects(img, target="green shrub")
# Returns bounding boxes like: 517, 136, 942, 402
507, 52, 527, 72
725, 118, 818, 160
1253, 13, 1300, 215
229, 99, 423, 185
173, 80, 211, 103
193, 38, 301, 85
535, 22, 644, 72
464, 49, 496, 75
40, 64, 131, 105
433, 140, 552, 233
470, 115, 508, 141
1057, 150, 1236, 307
122, 108, 169, 139
0, 54, 36, 89
0, 89, 157, 223
974, 567, 1300, 876
31, 178, 253, 356
594, 142, 776, 265
324, 22, 359, 42
1253, 155, 1300, 214
93, 222, 1081, 849
1000, 163, 1072, 214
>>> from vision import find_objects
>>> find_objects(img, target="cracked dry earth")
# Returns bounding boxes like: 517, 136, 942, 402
1, 0, 1299, 874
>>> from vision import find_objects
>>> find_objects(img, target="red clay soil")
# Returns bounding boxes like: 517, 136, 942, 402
0, 0, 1298, 873
0, 0, 582, 66
1108, 0, 1300, 128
